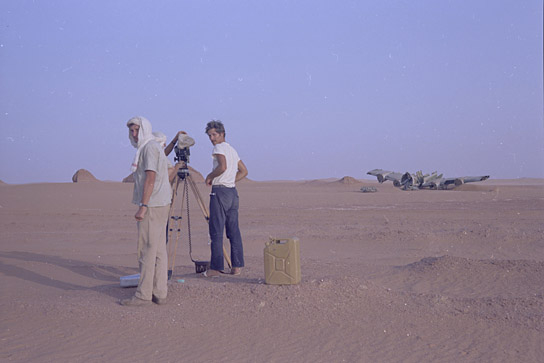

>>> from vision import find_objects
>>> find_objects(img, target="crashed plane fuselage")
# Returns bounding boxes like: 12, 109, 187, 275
367, 169, 489, 190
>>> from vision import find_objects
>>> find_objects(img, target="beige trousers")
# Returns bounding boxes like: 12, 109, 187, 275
135, 205, 170, 301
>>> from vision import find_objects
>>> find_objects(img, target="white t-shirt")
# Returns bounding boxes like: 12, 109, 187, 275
211, 142, 240, 188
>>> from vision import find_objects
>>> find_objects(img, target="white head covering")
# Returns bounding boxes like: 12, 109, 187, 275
152, 131, 168, 148
127, 116, 154, 172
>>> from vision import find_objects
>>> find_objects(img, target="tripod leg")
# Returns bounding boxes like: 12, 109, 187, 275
167, 174, 184, 279
167, 215, 182, 280
187, 175, 210, 219
166, 175, 179, 278
187, 175, 232, 269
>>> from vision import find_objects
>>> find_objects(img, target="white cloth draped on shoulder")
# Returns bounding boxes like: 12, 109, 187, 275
127, 116, 155, 172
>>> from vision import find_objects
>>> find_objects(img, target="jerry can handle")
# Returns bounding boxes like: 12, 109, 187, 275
266, 237, 296, 246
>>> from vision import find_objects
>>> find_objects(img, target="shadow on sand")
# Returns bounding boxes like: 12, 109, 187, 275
0, 251, 137, 298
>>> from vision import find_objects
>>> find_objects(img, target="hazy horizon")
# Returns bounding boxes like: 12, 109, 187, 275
1, 1, 543, 184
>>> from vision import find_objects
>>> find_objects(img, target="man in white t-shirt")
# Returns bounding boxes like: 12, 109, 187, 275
203, 120, 248, 277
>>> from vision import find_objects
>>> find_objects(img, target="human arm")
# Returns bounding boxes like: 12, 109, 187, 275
205, 154, 227, 186
168, 162, 185, 184
168, 165, 176, 184
164, 131, 187, 156
135, 170, 156, 221
235, 160, 248, 182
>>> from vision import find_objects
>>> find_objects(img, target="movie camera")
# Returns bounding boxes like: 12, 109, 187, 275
174, 133, 195, 164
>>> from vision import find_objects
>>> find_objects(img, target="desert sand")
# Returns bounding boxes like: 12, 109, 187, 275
1, 175, 543, 362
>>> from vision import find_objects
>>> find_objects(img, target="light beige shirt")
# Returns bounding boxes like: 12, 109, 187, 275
132, 141, 172, 207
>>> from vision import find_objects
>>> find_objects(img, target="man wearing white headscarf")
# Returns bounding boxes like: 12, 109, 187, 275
121, 116, 172, 306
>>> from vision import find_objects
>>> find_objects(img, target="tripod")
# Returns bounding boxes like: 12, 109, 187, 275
166, 162, 232, 279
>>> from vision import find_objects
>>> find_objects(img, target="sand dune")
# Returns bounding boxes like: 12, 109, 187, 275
72, 168, 99, 182
337, 176, 361, 184
0, 178, 543, 362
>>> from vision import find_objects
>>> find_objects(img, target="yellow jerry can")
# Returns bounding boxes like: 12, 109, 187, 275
264, 237, 301, 285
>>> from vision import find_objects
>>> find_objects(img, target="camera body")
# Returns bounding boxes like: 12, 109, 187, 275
174, 145, 190, 163
173, 134, 195, 180
173, 133, 195, 164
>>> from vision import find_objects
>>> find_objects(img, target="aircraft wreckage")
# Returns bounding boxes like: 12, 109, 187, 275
367, 169, 490, 190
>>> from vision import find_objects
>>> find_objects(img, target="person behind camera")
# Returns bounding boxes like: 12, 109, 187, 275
153, 130, 187, 183
164, 131, 187, 157
120, 116, 172, 306
202, 120, 248, 277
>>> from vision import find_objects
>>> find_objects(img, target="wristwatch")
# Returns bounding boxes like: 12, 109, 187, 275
139, 203, 148, 207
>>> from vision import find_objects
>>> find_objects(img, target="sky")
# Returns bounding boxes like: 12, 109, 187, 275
1, 0, 543, 184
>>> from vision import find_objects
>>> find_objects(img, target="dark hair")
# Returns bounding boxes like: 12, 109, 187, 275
205, 120, 225, 135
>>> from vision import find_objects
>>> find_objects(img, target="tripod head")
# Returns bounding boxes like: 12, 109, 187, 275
176, 164, 190, 180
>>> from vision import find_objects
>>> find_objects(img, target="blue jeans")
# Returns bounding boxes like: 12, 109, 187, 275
209, 186, 244, 271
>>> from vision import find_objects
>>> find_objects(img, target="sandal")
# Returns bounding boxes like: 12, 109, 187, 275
230, 267, 242, 276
